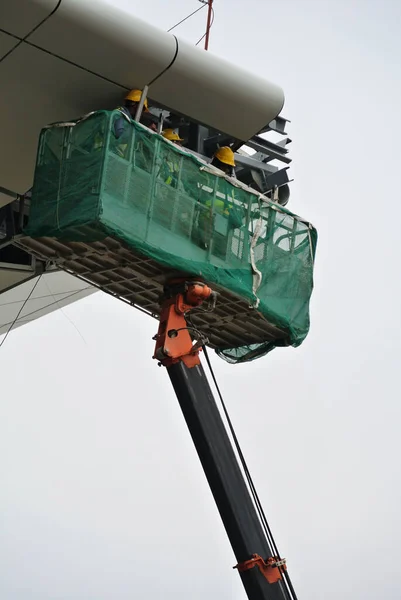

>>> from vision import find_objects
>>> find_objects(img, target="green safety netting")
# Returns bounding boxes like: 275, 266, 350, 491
26, 110, 317, 363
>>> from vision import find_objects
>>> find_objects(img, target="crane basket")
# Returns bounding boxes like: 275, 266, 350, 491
24, 110, 317, 363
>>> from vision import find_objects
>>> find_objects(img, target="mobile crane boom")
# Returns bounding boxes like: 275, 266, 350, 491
153, 280, 297, 600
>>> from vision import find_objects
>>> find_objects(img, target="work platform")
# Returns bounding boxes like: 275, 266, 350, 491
16, 231, 288, 356
23, 110, 317, 363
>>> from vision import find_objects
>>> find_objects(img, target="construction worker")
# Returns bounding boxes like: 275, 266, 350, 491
211, 146, 236, 177
158, 129, 184, 187
111, 88, 158, 165
209, 146, 238, 217
92, 89, 154, 156
162, 129, 184, 146
114, 89, 157, 139
197, 147, 241, 255
157, 130, 183, 188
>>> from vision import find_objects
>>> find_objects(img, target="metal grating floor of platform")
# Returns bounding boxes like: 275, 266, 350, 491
15, 232, 289, 351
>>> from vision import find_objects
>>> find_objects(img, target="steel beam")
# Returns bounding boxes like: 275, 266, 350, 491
262, 116, 289, 135
246, 138, 292, 165
234, 153, 278, 175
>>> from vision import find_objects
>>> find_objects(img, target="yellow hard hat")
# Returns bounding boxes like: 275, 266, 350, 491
214, 146, 236, 167
162, 129, 183, 142
124, 89, 149, 110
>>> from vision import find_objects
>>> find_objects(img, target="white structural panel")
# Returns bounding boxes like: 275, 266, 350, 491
0, 42, 121, 194
29, 0, 179, 88
0, 0, 284, 194
0, 270, 96, 336
0, 268, 35, 294
0, 31, 19, 59
0, 192, 16, 209
0, 0, 59, 38
150, 35, 284, 144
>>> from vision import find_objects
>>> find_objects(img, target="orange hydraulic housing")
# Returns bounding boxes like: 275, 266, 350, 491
234, 554, 287, 585
153, 280, 214, 368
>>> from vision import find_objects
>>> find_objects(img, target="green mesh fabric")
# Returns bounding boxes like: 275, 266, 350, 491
26, 110, 317, 363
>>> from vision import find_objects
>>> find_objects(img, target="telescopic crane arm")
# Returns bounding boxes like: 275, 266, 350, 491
153, 279, 295, 600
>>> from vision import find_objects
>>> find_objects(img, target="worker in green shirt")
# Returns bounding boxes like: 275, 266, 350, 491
160, 129, 184, 187
196, 147, 242, 256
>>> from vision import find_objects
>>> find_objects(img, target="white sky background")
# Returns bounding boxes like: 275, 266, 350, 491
1, 0, 401, 598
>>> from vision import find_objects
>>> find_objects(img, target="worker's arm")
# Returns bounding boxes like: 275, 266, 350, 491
114, 116, 130, 140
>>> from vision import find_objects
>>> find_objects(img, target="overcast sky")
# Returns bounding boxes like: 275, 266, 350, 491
2, 1, 401, 599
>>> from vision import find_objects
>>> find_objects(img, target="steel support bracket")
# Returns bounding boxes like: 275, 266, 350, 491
234, 554, 287, 585
153, 280, 215, 368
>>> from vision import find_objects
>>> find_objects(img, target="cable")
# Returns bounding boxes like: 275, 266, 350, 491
202, 344, 298, 600
195, 7, 215, 46
0, 274, 42, 349
0, 286, 92, 308
195, 32, 206, 46
204, 343, 295, 600
0, 287, 92, 330
167, 3, 207, 33
42, 276, 88, 346
202, 344, 277, 552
